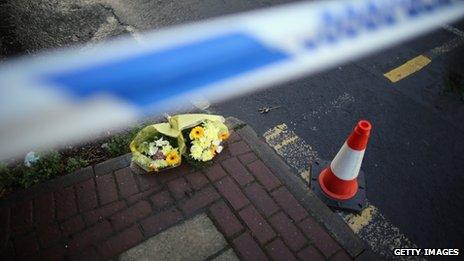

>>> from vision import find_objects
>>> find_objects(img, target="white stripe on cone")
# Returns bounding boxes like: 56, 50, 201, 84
330, 142, 365, 181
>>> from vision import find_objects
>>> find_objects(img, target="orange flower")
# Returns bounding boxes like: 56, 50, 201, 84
219, 131, 229, 141
166, 151, 180, 166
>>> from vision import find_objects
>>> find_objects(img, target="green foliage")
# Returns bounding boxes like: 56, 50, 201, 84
104, 125, 143, 157
105, 135, 128, 157
138, 141, 150, 155
32, 151, 63, 181
24, 151, 63, 188
0, 163, 14, 192
65, 157, 88, 173
0, 151, 91, 192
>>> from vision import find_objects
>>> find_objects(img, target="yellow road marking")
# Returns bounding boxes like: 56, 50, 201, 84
384, 55, 431, 83
263, 123, 318, 180
299, 170, 311, 183
340, 204, 418, 259
263, 124, 288, 140
273, 136, 299, 151
345, 205, 376, 233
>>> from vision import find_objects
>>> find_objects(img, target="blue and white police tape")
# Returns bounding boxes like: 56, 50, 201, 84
0, 0, 463, 160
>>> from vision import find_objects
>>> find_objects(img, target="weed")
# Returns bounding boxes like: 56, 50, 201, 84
103, 125, 143, 157
65, 156, 88, 173
1, 152, 60, 189
0, 151, 67, 190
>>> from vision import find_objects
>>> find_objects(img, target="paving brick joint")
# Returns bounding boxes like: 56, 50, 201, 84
0, 121, 357, 260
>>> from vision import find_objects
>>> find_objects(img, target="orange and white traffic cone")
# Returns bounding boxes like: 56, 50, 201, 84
311, 120, 372, 212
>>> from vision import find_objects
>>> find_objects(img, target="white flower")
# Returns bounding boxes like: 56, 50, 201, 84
155, 137, 169, 147
148, 142, 159, 156
215, 145, 223, 154
24, 151, 40, 167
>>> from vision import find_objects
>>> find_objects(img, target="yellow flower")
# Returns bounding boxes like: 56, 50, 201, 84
219, 131, 229, 141
190, 126, 205, 140
201, 150, 214, 162
210, 145, 217, 155
190, 143, 203, 159
166, 151, 180, 166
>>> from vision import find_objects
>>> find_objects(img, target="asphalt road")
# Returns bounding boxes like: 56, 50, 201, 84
211, 34, 464, 249
3, 0, 464, 253
209, 22, 464, 250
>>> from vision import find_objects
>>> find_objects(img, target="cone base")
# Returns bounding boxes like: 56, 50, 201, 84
311, 161, 367, 213
319, 167, 358, 200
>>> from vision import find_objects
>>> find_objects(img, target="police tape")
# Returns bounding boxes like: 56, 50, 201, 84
0, 0, 463, 159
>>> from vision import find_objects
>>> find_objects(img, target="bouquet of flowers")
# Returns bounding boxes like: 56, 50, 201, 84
130, 123, 185, 173
169, 114, 229, 166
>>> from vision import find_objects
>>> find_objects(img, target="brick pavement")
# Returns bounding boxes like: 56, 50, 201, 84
0, 124, 359, 260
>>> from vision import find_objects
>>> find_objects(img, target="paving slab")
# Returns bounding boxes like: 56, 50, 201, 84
120, 214, 228, 261
212, 249, 240, 261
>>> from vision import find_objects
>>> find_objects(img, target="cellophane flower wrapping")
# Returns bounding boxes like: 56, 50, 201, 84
130, 123, 186, 173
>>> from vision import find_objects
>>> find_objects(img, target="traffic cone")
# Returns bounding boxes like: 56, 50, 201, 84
311, 120, 371, 212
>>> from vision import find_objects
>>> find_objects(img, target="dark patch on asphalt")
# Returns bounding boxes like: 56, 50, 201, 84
107, 0, 299, 31
0, 0, 24, 58
4, 0, 130, 55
